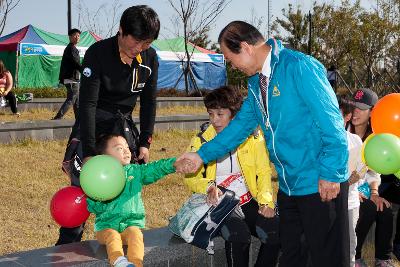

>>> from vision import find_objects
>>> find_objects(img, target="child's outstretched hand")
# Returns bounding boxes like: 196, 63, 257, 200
174, 158, 196, 174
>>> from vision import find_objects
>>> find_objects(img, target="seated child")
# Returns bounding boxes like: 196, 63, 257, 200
184, 86, 280, 267
86, 134, 186, 267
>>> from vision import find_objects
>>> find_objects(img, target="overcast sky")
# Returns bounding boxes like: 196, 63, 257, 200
4, 0, 374, 43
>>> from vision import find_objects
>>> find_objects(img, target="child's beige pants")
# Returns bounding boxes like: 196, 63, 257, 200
96, 226, 144, 267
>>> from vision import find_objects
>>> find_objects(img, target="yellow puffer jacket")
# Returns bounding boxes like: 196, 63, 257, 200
184, 124, 274, 208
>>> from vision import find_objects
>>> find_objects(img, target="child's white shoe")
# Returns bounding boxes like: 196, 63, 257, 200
114, 256, 135, 267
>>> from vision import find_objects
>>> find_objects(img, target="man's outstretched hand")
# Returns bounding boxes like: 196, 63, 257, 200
174, 158, 196, 174
175, 152, 203, 174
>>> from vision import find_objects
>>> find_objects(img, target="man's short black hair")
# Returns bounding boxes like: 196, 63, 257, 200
218, 21, 264, 54
120, 5, 160, 41
68, 28, 81, 36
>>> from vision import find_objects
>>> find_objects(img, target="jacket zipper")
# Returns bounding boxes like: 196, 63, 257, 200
251, 60, 290, 196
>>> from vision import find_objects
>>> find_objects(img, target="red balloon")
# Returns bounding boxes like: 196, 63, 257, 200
50, 186, 90, 228
371, 93, 400, 137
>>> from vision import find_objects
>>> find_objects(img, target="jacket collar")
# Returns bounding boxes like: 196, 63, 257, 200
113, 34, 141, 66
248, 38, 283, 91
266, 38, 283, 69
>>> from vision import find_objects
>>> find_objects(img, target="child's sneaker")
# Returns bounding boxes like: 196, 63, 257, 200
375, 259, 396, 267
355, 258, 367, 267
113, 256, 135, 267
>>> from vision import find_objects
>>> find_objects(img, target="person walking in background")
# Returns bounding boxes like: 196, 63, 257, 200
53, 28, 82, 120
0, 59, 19, 116
177, 21, 350, 267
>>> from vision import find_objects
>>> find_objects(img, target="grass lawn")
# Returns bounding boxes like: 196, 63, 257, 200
0, 130, 398, 266
0, 130, 196, 255
0, 105, 206, 122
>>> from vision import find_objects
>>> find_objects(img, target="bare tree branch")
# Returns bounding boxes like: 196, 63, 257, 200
0, 0, 21, 36
166, 0, 231, 94
74, 0, 123, 38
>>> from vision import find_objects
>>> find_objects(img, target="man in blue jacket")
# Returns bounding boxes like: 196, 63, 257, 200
178, 21, 349, 267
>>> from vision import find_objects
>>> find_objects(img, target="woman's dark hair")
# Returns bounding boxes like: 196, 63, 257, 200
95, 134, 123, 155
218, 21, 264, 54
0, 60, 7, 75
120, 5, 160, 40
204, 86, 243, 117
349, 119, 373, 142
337, 95, 355, 116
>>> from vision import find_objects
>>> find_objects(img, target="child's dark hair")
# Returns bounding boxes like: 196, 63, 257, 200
203, 86, 243, 117
337, 95, 355, 116
95, 134, 123, 155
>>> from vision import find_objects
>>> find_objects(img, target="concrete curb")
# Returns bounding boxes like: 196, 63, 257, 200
16, 97, 205, 112
0, 114, 209, 143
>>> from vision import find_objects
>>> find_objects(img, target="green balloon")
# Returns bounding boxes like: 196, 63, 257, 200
395, 169, 400, 180
80, 155, 126, 201
364, 133, 400, 175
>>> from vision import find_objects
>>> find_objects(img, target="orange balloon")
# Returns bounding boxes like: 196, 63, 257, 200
371, 93, 400, 137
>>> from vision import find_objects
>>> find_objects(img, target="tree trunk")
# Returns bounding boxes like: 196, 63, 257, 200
184, 61, 189, 95
366, 65, 372, 88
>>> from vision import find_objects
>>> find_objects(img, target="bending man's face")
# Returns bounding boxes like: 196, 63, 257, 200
220, 42, 257, 76
119, 30, 153, 59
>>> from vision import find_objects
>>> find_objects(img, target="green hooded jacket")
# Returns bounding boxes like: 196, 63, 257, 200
87, 158, 176, 232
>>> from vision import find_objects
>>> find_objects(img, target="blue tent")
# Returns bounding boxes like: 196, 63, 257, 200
152, 37, 226, 90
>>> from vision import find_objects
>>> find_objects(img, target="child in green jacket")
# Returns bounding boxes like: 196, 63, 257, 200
86, 134, 185, 267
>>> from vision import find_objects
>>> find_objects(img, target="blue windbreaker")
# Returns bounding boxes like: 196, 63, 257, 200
198, 38, 348, 196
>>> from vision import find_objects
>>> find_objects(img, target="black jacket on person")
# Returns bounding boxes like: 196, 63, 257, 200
59, 43, 82, 83
79, 34, 159, 158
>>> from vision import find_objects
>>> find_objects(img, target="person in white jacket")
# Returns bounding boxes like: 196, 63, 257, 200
338, 96, 382, 267
345, 89, 394, 267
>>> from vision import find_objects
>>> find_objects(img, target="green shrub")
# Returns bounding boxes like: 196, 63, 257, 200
14, 87, 67, 98
157, 88, 187, 97
13, 87, 238, 98
157, 88, 215, 97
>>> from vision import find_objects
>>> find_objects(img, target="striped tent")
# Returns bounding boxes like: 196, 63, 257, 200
0, 26, 226, 90
0, 25, 100, 87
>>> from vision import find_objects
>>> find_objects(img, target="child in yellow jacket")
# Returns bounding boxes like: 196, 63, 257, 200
184, 86, 280, 267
